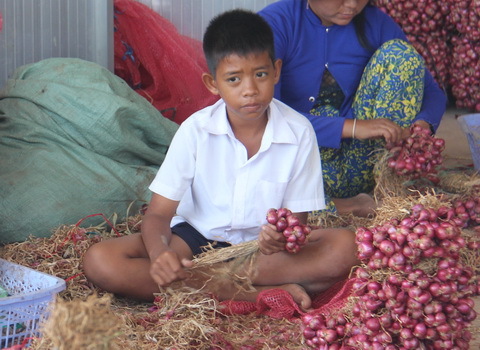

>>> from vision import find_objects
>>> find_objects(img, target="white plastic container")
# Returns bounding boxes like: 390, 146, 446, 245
457, 113, 480, 171
0, 259, 66, 348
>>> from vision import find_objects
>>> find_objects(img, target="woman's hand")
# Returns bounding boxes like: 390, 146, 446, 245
348, 118, 405, 144
410, 120, 432, 133
346, 118, 433, 145
149, 249, 193, 287
258, 224, 286, 255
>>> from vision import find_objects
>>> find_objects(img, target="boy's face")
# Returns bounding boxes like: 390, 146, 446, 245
202, 51, 281, 123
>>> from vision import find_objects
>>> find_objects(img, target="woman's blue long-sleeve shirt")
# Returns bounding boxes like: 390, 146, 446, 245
259, 0, 447, 149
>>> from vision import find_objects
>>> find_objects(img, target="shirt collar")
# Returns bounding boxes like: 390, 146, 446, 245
204, 99, 298, 146
204, 99, 231, 135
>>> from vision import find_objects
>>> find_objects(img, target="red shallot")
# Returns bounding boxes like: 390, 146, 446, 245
266, 208, 312, 254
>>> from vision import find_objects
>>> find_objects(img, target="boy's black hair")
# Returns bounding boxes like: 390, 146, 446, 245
203, 9, 275, 76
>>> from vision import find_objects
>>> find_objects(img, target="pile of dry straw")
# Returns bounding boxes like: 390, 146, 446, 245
2, 152, 479, 349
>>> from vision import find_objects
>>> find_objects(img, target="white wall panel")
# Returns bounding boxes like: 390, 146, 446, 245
0, 0, 275, 89
136, 0, 277, 41
0, 0, 113, 89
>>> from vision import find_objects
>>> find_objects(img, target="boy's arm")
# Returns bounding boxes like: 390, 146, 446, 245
141, 193, 179, 261
142, 193, 195, 286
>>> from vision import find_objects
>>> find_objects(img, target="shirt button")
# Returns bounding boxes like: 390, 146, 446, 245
309, 96, 315, 102
325, 63, 329, 69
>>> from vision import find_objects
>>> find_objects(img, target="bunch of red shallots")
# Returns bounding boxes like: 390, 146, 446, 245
266, 208, 312, 254
386, 125, 445, 185
302, 198, 479, 349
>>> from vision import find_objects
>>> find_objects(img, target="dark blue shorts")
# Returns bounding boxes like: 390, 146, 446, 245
171, 222, 231, 256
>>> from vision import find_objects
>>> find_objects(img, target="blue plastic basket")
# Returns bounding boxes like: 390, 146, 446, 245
457, 113, 480, 171
0, 259, 66, 349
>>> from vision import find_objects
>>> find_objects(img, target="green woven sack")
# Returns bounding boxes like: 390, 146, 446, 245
0, 58, 179, 244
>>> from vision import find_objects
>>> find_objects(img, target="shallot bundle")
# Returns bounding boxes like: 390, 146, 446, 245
266, 208, 312, 254
374, 0, 480, 112
373, 0, 451, 90
450, 35, 480, 112
445, 0, 480, 111
302, 312, 347, 350
386, 125, 445, 184
302, 199, 479, 349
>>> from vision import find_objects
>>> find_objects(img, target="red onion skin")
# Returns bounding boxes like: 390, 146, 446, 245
335, 325, 346, 338
318, 329, 338, 343
378, 239, 395, 256
286, 214, 300, 227
388, 252, 406, 270
403, 337, 420, 349
275, 217, 287, 231
303, 328, 316, 339
413, 322, 427, 339
276, 207, 291, 218
266, 208, 278, 224
358, 241, 375, 260
365, 318, 381, 334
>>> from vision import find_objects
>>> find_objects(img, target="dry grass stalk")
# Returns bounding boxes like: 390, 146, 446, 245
118, 286, 305, 349
158, 240, 261, 295
308, 210, 367, 230
194, 240, 259, 267
370, 188, 449, 227
31, 294, 126, 350
1, 216, 307, 349
2, 166, 479, 349
373, 149, 410, 200
1, 222, 122, 301
132, 288, 223, 349
437, 169, 480, 195
460, 228, 480, 275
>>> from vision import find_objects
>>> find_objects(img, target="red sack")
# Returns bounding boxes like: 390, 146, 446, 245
113, 0, 219, 124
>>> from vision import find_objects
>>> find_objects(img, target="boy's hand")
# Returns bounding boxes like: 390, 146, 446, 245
149, 250, 194, 287
258, 224, 286, 255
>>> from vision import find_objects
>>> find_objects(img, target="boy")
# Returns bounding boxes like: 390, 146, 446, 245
83, 9, 358, 310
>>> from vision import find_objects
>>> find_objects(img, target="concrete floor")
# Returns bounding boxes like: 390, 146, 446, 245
435, 107, 479, 348
436, 107, 475, 169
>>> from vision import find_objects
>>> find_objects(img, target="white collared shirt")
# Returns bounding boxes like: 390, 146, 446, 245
149, 98, 325, 244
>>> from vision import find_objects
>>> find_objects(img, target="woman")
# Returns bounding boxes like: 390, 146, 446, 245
259, 0, 447, 216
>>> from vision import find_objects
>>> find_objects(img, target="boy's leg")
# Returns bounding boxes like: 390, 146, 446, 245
83, 233, 192, 301
253, 227, 358, 308
84, 228, 357, 308
185, 228, 358, 310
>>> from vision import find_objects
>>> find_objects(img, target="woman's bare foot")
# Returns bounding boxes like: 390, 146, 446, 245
332, 193, 377, 217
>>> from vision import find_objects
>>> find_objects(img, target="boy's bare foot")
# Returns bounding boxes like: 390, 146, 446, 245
277, 283, 312, 310
216, 283, 312, 311
332, 193, 377, 217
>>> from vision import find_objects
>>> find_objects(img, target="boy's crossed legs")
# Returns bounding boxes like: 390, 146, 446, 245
84, 227, 358, 310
